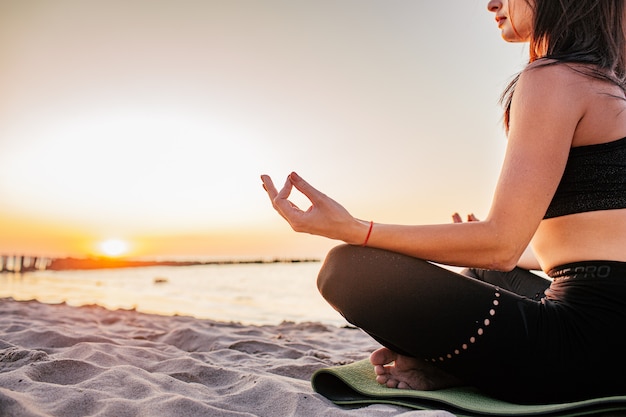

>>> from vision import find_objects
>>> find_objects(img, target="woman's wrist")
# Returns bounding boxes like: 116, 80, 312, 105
362, 221, 374, 246
345, 219, 374, 246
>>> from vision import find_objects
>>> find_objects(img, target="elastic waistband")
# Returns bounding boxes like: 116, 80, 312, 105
548, 260, 626, 280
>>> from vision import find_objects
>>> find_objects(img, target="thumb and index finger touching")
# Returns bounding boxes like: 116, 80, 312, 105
284, 172, 326, 203
261, 172, 322, 204
261, 172, 325, 220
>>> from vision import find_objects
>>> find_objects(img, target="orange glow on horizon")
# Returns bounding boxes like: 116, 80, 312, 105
0, 212, 335, 260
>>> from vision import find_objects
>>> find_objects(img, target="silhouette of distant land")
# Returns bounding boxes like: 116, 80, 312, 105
0, 254, 320, 272
46, 257, 319, 271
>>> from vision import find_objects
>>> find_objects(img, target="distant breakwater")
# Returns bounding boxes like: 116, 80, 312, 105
0, 255, 319, 273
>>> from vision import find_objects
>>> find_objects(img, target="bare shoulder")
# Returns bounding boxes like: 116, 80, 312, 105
517, 61, 591, 97
509, 62, 585, 143
517, 61, 626, 145
511, 62, 592, 127
520, 61, 623, 100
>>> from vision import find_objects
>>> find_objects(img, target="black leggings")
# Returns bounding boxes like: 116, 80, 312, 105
317, 244, 626, 404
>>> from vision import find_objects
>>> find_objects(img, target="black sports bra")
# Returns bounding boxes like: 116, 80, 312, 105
544, 136, 626, 219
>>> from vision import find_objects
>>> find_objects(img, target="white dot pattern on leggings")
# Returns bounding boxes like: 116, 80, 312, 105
428, 289, 501, 363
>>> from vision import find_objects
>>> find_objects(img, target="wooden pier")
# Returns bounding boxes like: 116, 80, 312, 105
0, 255, 50, 273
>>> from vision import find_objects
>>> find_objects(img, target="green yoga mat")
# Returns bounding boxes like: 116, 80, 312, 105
311, 359, 626, 417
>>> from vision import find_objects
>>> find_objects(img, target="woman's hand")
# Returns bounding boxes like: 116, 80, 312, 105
261, 172, 369, 244
452, 213, 479, 223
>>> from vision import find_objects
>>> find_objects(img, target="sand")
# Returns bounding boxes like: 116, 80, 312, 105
0, 298, 453, 417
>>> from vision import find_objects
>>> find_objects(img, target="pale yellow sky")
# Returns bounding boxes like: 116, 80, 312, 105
0, 0, 528, 260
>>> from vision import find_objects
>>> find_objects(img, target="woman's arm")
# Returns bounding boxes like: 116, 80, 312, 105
452, 213, 541, 270
262, 65, 584, 271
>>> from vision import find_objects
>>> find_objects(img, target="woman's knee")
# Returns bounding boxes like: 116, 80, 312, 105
317, 244, 392, 325
316, 244, 356, 303
317, 244, 420, 315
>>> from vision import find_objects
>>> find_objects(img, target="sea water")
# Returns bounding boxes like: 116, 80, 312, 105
0, 262, 348, 326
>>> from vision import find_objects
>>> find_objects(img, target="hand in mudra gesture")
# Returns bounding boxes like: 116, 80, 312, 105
261, 172, 368, 245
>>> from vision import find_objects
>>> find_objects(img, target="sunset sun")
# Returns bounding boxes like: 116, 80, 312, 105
98, 239, 129, 258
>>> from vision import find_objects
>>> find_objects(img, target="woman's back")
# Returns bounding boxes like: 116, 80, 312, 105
530, 64, 626, 270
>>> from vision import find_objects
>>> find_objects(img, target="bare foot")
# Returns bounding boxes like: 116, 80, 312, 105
370, 347, 463, 390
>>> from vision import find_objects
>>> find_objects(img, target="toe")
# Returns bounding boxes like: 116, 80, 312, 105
386, 378, 399, 388
370, 347, 396, 366
397, 381, 411, 390
374, 364, 386, 376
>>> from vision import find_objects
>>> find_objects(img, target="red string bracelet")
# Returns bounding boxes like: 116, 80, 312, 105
362, 221, 374, 247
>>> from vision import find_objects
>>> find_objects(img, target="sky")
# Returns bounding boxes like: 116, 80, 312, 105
0, 0, 529, 260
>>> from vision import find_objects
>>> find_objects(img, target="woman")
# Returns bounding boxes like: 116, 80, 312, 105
262, 0, 626, 404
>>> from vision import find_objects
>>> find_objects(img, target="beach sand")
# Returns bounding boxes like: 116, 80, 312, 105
0, 298, 453, 417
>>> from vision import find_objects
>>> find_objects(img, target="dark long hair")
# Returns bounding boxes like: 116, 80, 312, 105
501, 0, 626, 130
